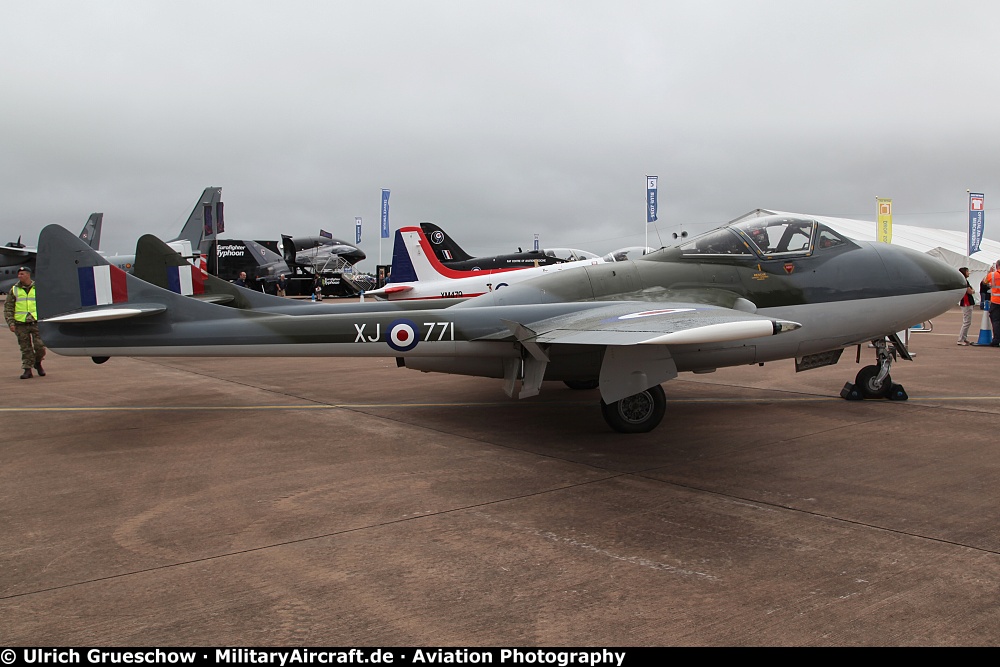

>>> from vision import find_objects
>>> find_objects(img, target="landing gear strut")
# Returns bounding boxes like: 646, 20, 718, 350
841, 336, 909, 401
600, 385, 666, 433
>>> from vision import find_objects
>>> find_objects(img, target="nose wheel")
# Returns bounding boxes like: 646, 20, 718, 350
841, 337, 909, 401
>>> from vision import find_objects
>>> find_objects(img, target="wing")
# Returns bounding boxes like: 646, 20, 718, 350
477, 301, 800, 404
0, 246, 34, 258
478, 301, 800, 346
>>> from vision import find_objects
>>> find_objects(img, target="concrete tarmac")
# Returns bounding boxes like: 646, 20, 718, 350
1, 306, 998, 646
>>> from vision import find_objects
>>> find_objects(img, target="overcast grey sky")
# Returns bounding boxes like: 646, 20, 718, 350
1, 1, 997, 265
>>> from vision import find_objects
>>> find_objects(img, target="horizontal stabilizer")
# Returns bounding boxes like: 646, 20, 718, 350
0, 246, 32, 258
192, 294, 236, 305
365, 284, 413, 298
44, 303, 167, 323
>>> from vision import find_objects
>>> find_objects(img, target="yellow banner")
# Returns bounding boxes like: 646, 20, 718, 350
877, 198, 893, 243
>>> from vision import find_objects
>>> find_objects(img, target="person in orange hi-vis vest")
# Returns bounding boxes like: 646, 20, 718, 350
986, 262, 1000, 347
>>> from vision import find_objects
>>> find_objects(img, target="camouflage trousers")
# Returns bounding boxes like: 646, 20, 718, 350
13, 321, 46, 369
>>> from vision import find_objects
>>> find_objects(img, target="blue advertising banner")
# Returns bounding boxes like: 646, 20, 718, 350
970, 192, 985, 256
646, 176, 658, 223
356, 217, 362, 244
381, 189, 391, 239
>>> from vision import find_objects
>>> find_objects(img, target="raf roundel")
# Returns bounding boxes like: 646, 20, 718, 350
430, 231, 445, 244
387, 319, 420, 352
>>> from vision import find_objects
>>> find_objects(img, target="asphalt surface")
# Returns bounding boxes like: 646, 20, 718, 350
1, 306, 997, 646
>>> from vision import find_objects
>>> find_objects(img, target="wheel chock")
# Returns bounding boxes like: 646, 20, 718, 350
841, 382, 864, 400
887, 384, 908, 401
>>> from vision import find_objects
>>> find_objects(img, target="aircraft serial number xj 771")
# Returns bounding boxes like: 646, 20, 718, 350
36, 215, 965, 433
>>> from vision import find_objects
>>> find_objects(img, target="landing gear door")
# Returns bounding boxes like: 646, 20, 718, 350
599, 346, 678, 404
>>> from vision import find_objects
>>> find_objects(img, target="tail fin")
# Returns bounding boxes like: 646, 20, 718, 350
37, 223, 255, 326
419, 222, 473, 263
388, 227, 464, 283
171, 187, 223, 256
280, 235, 297, 265
388, 227, 516, 284
78, 213, 102, 250
133, 234, 289, 310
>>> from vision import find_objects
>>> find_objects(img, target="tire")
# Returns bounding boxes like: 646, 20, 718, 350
600, 385, 666, 433
855, 365, 891, 399
564, 379, 600, 390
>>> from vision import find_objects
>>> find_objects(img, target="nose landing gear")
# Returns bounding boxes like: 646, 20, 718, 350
841, 335, 909, 401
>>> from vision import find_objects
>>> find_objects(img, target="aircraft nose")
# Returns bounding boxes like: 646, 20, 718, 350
874, 244, 968, 292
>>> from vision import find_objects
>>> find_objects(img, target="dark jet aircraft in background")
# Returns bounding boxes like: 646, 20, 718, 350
241, 233, 367, 297
277, 234, 366, 271
419, 221, 600, 271
36, 215, 965, 433
215, 237, 366, 298
1, 213, 102, 292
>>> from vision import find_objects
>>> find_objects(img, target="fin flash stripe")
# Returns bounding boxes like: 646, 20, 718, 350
78, 265, 128, 307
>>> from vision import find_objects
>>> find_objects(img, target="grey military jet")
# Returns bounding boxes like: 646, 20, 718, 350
35, 215, 965, 433
1, 212, 102, 292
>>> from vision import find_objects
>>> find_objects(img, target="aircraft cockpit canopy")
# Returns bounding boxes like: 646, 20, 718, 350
679, 216, 852, 259
544, 248, 601, 262
733, 217, 817, 256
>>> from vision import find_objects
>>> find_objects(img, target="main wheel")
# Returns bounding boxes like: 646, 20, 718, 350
855, 365, 892, 399
564, 379, 600, 390
600, 385, 666, 433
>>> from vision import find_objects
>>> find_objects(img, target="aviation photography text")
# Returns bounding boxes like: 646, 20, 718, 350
8, 649, 629, 667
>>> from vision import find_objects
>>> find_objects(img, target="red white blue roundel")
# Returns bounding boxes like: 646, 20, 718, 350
387, 319, 420, 351
430, 230, 445, 244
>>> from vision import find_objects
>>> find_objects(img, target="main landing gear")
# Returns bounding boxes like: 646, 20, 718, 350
600, 385, 667, 433
841, 336, 909, 401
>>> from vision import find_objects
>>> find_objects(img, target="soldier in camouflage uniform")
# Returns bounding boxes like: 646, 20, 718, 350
4, 266, 46, 379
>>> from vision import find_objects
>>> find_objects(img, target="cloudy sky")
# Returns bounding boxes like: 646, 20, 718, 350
1, 1, 997, 266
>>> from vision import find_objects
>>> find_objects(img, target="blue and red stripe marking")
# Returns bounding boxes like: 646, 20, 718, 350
78, 265, 128, 307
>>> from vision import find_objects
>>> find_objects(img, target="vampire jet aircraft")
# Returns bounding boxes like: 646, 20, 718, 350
419, 221, 600, 270
1, 213, 102, 292
363, 226, 605, 301
35, 215, 965, 433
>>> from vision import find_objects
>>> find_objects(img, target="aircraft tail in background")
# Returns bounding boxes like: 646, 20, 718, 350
387, 227, 518, 284
79, 212, 102, 250
171, 186, 223, 256
419, 222, 474, 263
